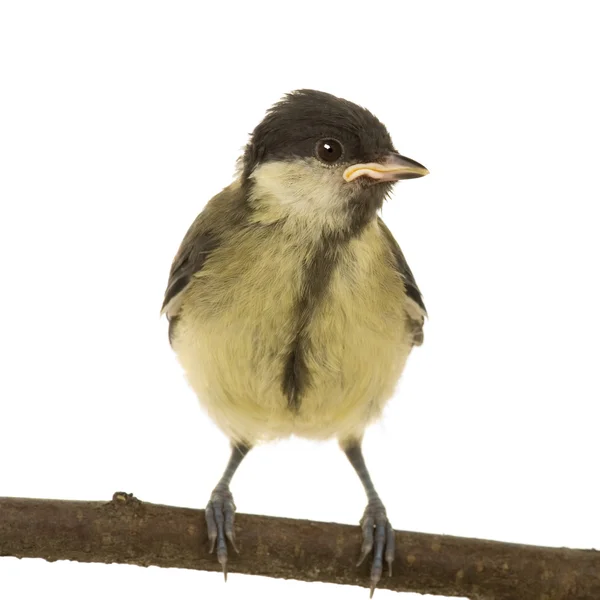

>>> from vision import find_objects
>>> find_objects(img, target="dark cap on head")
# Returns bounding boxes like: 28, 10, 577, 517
242, 89, 396, 179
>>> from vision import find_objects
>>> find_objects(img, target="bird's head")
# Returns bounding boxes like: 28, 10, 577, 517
240, 89, 428, 234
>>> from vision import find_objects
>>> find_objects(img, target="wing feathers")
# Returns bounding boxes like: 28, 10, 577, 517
377, 217, 426, 345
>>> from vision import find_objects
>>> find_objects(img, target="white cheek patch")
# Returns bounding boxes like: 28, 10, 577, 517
249, 159, 351, 231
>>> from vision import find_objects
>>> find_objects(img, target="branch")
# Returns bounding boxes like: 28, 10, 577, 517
1, 494, 598, 599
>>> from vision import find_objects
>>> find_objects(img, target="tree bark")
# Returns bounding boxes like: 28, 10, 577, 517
1, 493, 598, 599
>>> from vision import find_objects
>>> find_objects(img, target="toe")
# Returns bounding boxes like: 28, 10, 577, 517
385, 523, 396, 576
224, 496, 239, 553
205, 503, 217, 553
205, 488, 240, 579
212, 501, 228, 566
357, 513, 375, 566
358, 500, 396, 595
369, 516, 386, 591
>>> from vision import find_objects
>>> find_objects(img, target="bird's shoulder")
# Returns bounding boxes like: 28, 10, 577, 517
376, 216, 426, 345
161, 181, 247, 319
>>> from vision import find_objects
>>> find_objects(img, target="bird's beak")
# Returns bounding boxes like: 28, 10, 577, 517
343, 153, 429, 183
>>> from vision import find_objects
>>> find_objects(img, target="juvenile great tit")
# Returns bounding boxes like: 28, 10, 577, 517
162, 89, 428, 594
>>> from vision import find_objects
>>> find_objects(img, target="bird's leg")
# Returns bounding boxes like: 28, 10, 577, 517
342, 441, 395, 597
205, 443, 251, 579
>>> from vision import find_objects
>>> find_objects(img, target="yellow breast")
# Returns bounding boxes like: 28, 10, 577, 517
172, 219, 413, 444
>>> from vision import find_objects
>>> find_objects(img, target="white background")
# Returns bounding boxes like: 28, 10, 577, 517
1, 2, 599, 599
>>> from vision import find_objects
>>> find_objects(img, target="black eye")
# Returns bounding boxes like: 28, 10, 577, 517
316, 139, 343, 163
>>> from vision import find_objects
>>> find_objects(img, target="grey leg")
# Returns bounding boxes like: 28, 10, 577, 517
343, 441, 395, 597
205, 443, 251, 579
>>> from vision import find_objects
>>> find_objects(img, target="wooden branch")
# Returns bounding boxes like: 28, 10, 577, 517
1, 494, 598, 599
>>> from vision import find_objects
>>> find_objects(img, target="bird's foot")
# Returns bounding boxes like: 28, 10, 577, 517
205, 484, 239, 580
357, 499, 395, 597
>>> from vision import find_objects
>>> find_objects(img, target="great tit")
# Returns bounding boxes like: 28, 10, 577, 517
162, 89, 429, 594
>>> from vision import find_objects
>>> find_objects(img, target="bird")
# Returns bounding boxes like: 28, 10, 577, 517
161, 89, 428, 594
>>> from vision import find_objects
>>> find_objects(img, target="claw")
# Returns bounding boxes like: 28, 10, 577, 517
205, 486, 238, 579
357, 500, 395, 596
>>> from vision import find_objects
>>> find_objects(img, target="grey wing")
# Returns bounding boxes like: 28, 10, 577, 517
377, 216, 426, 346
161, 216, 219, 316
161, 182, 248, 344
161, 212, 219, 346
